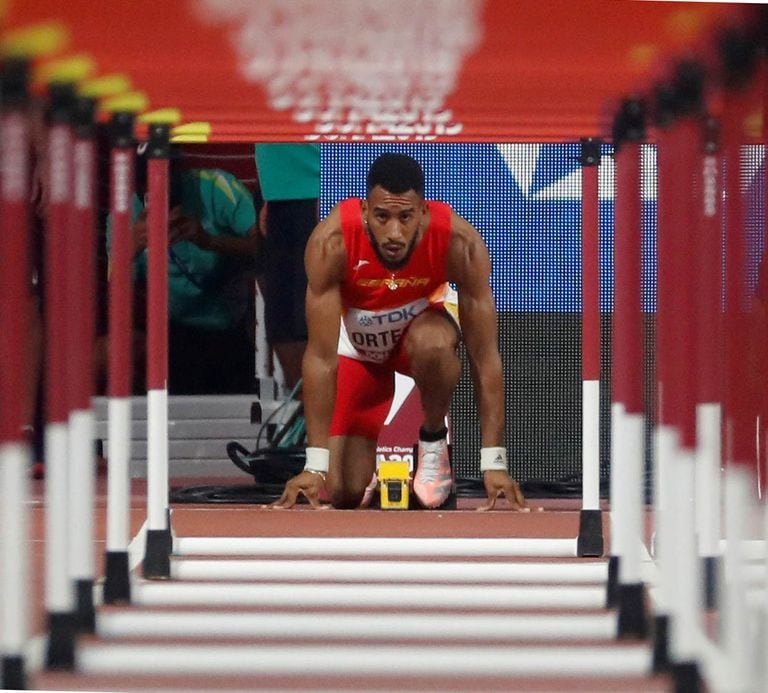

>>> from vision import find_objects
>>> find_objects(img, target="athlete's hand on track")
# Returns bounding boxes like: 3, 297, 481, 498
271, 470, 328, 510
477, 470, 529, 511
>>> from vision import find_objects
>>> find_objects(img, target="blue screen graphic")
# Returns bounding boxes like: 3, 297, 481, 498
319, 142, 763, 313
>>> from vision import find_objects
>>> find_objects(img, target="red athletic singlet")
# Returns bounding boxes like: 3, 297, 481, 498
337, 197, 452, 363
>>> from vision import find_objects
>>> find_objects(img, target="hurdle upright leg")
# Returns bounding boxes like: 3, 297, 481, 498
0, 55, 33, 691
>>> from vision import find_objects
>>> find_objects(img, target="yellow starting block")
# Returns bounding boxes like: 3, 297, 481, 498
377, 460, 410, 510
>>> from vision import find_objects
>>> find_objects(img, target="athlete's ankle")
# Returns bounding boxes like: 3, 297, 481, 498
418, 425, 448, 442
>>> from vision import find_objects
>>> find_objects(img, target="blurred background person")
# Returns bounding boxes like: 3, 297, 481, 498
254, 143, 320, 390
96, 149, 261, 395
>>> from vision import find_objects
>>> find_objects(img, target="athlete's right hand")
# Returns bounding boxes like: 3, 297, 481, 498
271, 470, 328, 509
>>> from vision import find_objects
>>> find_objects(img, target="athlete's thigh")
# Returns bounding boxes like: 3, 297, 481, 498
328, 356, 395, 497
391, 307, 459, 375
330, 355, 396, 439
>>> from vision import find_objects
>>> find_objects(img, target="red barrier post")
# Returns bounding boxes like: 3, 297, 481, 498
142, 122, 173, 580
102, 110, 136, 606
610, 97, 648, 640
43, 81, 77, 671
0, 56, 33, 692
577, 137, 604, 558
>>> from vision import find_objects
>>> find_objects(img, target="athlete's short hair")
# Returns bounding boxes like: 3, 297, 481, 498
366, 153, 425, 197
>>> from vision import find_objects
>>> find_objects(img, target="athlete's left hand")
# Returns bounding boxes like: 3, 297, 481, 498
478, 470, 529, 511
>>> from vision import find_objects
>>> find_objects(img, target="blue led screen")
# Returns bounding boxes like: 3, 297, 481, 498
320, 142, 661, 313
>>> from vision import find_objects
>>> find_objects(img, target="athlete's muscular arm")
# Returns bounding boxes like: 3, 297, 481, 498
447, 212, 527, 511
302, 207, 346, 448
273, 207, 345, 510
446, 213, 504, 446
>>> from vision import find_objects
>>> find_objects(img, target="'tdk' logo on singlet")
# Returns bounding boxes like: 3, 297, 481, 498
342, 298, 430, 362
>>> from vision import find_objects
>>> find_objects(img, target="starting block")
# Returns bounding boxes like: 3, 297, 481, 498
376, 444, 458, 511
377, 460, 410, 510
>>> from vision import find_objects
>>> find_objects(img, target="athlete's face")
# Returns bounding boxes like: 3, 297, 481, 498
362, 186, 427, 270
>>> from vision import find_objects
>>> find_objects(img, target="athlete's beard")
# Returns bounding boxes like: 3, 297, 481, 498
366, 226, 420, 271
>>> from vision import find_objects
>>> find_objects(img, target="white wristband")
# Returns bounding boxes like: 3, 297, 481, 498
304, 447, 330, 474
480, 447, 508, 472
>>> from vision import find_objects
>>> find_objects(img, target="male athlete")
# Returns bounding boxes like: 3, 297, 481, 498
274, 153, 527, 511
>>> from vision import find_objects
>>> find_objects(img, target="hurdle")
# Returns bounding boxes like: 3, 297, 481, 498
658, 83, 706, 689
39, 56, 95, 670
718, 49, 761, 692
101, 93, 148, 606
139, 110, 182, 580
641, 27, 768, 693
577, 136, 605, 558
95, 91, 142, 608
66, 70, 103, 637
0, 55, 33, 692
609, 98, 649, 641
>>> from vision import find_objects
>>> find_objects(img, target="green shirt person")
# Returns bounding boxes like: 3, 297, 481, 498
105, 166, 260, 394
129, 168, 258, 331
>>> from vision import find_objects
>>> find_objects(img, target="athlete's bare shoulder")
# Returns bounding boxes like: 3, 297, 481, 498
446, 209, 491, 286
306, 203, 346, 287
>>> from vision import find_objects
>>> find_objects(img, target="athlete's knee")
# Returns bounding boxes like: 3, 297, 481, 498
406, 314, 458, 366
326, 481, 366, 510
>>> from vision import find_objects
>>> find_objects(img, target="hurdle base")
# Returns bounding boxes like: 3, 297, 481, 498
143, 527, 173, 579
652, 614, 670, 672
2, 655, 26, 690
672, 661, 701, 693
45, 611, 76, 670
74, 578, 95, 633
606, 554, 619, 608
702, 555, 720, 610
617, 582, 648, 639
103, 550, 131, 604
576, 509, 604, 556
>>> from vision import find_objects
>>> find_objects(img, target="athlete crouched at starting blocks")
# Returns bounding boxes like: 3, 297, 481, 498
273, 153, 527, 511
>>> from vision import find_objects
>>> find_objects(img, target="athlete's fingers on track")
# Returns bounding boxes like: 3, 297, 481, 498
477, 482, 530, 512
476, 489, 500, 512
302, 488, 329, 510
506, 480, 530, 511
270, 486, 299, 510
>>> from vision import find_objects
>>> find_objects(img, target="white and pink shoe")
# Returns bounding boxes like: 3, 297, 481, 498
413, 434, 452, 508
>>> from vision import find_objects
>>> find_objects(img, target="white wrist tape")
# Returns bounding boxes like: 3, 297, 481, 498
480, 447, 508, 472
304, 447, 330, 474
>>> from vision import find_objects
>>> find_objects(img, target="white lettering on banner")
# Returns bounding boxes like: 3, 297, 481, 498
1, 115, 27, 202
113, 152, 131, 213
702, 155, 717, 218
74, 142, 93, 210
194, 0, 482, 141
49, 127, 70, 204
375, 453, 414, 465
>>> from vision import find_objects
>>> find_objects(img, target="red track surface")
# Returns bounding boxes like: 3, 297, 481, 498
23, 477, 678, 692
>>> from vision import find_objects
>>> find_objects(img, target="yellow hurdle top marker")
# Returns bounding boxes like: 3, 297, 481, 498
101, 91, 149, 114
171, 134, 209, 143
1, 22, 69, 59
171, 121, 212, 144
172, 121, 212, 136
34, 54, 95, 86
138, 108, 182, 126
79, 74, 132, 100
